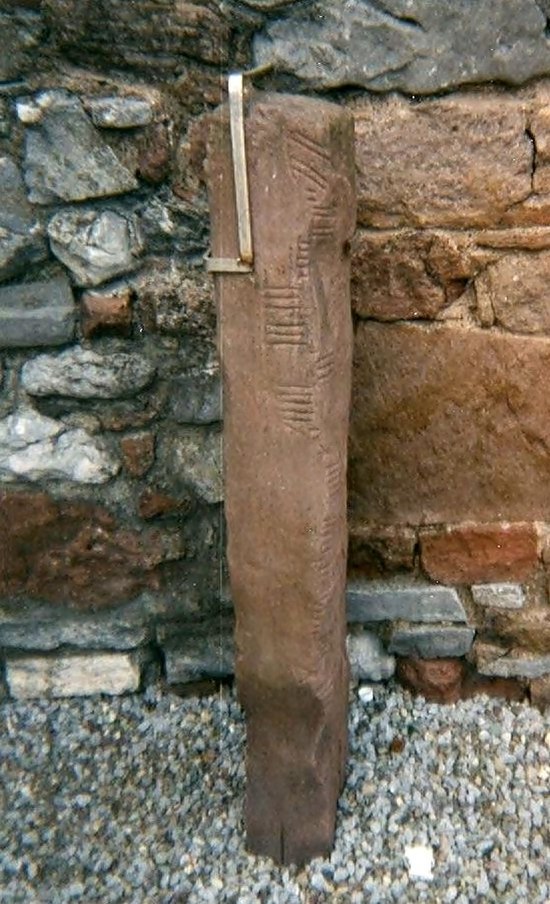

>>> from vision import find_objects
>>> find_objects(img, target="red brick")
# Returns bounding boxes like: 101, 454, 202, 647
420, 523, 538, 584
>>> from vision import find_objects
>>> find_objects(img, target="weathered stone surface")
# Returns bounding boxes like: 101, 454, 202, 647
0, 100, 10, 138
0, 277, 75, 348
472, 583, 525, 609
348, 523, 416, 578
420, 524, 538, 584
160, 426, 222, 505
396, 657, 466, 704
346, 631, 395, 682
351, 229, 498, 322
120, 432, 155, 478
474, 252, 550, 333
138, 489, 185, 520
389, 625, 475, 659
350, 323, 550, 523
208, 94, 355, 864
169, 370, 221, 424
346, 581, 467, 624
81, 287, 132, 338
0, 488, 184, 607
0, 9, 44, 81
0, 156, 47, 283
22, 347, 155, 399
6, 651, 141, 698
0, 617, 148, 651
138, 265, 214, 338
254, 0, 550, 95
0, 409, 118, 484
484, 608, 550, 654
352, 94, 531, 228
48, 209, 143, 287
137, 122, 173, 185
162, 626, 234, 685
43, 0, 232, 73
18, 90, 137, 204
86, 96, 153, 129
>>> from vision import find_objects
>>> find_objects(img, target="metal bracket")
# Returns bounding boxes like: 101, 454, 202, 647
206, 72, 254, 275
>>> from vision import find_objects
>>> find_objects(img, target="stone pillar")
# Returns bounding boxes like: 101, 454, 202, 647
207, 91, 355, 865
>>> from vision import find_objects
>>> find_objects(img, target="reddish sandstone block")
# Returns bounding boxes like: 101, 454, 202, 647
420, 523, 538, 584
397, 657, 465, 703
530, 674, 550, 711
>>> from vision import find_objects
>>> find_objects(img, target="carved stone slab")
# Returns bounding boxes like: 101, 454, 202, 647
207, 92, 355, 865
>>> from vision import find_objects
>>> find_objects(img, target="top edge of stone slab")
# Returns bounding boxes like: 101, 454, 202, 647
253, 0, 550, 95
346, 580, 468, 623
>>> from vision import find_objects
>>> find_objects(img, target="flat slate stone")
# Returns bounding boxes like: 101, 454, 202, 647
471, 583, 525, 609
0, 277, 75, 348
346, 631, 395, 681
0, 156, 47, 283
6, 651, 141, 698
346, 580, 468, 623
163, 631, 234, 685
478, 652, 550, 679
21, 346, 155, 399
254, 0, 550, 95
0, 619, 148, 652
17, 90, 137, 204
388, 625, 475, 658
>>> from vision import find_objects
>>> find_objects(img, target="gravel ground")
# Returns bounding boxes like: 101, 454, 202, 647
0, 681, 549, 903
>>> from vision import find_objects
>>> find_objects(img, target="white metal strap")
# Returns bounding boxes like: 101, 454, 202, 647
207, 72, 253, 275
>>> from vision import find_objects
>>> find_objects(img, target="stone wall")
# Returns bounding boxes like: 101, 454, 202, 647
2, 0, 550, 708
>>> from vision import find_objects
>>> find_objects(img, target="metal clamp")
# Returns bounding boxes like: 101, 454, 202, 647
206, 72, 254, 275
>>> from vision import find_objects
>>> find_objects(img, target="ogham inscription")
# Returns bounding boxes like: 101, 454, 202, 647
207, 91, 355, 865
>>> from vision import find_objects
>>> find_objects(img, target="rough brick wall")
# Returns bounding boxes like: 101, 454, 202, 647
2, 0, 550, 707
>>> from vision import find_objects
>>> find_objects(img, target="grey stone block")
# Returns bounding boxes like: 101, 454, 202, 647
6, 651, 142, 699
17, 90, 137, 204
162, 632, 234, 684
21, 346, 155, 399
347, 631, 395, 681
0, 10, 44, 82
477, 652, 550, 679
170, 370, 222, 424
471, 583, 525, 609
0, 408, 119, 484
0, 618, 148, 652
86, 96, 153, 128
48, 208, 144, 287
346, 580, 468, 623
388, 625, 475, 658
0, 277, 75, 348
0, 156, 47, 283
254, 0, 550, 95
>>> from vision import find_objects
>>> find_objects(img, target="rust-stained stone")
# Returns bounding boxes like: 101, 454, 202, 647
81, 288, 132, 339
352, 94, 532, 229
350, 322, 550, 524
0, 489, 183, 609
530, 674, 550, 710
397, 656, 526, 703
137, 122, 172, 185
138, 489, 186, 520
208, 93, 355, 865
120, 431, 155, 478
420, 523, 539, 585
